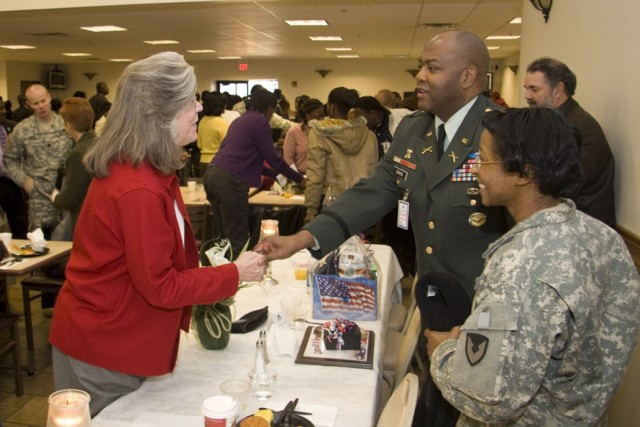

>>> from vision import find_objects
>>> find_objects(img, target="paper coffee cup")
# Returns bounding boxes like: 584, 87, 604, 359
202, 395, 238, 427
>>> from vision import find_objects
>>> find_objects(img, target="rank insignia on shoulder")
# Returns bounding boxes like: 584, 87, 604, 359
465, 333, 489, 366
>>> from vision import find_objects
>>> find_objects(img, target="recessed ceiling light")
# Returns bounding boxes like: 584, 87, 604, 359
0, 45, 36, 50
510, 17, 522, 24
487, 46, 500, 50
144, 40, 180, 45
325, 47, 352, 51
62, 52, 91, 57
337, 54, 359, 58
309, 36, 342, 41
218, 56, 242, 60
485, 35, 520, 40
109, 58, 133, 62
80, 26, 127, 32
187, 49, 216, 53
285, 20, 328, 26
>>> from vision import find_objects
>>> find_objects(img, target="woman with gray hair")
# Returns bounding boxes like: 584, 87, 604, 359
49, 52, 266, 416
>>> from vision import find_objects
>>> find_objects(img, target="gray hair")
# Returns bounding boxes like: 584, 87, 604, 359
85, 51, 196, 177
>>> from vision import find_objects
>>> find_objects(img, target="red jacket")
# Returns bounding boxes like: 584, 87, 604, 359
50, 161, 239, 376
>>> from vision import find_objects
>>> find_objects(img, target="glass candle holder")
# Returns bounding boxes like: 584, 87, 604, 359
259, 219, 279, 286
46, 389, 91, 427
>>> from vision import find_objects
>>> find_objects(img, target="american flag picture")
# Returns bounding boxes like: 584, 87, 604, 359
315, 275, 376, 315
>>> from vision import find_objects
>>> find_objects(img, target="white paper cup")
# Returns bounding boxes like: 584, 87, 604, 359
202, 395, 238, 427
0, 233, 12, 250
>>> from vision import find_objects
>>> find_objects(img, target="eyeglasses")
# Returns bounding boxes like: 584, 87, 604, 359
473, 152, 502, 169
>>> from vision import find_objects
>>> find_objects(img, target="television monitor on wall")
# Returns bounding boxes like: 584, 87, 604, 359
48, 71, 67, 90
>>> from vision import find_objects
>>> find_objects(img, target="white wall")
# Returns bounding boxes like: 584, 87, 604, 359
519, 2, 640, 425
519, 0, 639, 237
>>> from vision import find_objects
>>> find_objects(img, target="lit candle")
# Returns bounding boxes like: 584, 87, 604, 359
259, 219, 279, 240
47, 389, 91, 427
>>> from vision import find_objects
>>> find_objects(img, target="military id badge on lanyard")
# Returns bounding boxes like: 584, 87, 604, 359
393, 148, 415, 230
398, 189, 410, 230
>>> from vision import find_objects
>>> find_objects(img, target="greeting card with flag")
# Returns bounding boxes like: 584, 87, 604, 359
310, 236, 378, 321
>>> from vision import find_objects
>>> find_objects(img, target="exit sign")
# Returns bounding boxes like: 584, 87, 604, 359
238, 63, 249, 71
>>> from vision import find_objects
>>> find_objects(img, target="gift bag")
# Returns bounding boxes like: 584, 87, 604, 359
309, 236, 378, 321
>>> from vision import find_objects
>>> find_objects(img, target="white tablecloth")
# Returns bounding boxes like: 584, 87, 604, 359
93, 244, 403, 427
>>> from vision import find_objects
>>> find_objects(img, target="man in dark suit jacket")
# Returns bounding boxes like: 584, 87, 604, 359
524, 57, 616, 227
256, 30, 508, 297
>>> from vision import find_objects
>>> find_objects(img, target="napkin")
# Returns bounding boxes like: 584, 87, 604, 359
271, 180, 284, 194
267, 319, 300, 357
26, 228, 47, 252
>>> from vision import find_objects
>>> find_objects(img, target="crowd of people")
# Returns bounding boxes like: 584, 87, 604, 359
0, 28, 637, 425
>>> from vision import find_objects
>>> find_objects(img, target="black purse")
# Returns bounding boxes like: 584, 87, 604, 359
231, 306, 269, 333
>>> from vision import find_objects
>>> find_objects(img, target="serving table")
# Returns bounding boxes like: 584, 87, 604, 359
93, 244, 403, 427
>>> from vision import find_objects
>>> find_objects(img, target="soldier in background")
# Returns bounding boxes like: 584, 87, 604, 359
4, 83, 72, 238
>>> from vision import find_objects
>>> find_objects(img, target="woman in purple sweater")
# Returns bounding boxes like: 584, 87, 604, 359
204, 89, 303, 258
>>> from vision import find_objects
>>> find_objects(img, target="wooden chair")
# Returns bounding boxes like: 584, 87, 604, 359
186, 204, 210, 246
376, 373, 419, 427
381, 307, 421, 406
20, 274, 65, 374
0, 313, 24, 395
388, 275, 418, 333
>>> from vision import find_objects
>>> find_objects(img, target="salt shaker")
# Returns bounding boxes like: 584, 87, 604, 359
259, 330, 270, 364
254, 339, 266, 373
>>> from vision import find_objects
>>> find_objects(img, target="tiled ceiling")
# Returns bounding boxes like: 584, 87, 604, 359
0, 0, 522, 64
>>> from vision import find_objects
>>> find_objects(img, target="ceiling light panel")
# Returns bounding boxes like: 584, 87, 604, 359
80, 25, 127, 32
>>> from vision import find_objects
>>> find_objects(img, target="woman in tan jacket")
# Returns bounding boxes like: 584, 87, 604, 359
304, 87, 378, 222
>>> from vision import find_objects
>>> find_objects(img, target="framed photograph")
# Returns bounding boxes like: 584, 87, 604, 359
486, 72, 493, 91
295, 325, 375, 369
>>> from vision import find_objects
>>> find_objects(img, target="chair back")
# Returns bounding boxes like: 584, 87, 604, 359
376, 373, 419, 427
393, 307, 421, 389
186, 204, 209, 245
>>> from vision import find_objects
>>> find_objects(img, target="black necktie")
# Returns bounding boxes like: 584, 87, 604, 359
436, 124, 446, 161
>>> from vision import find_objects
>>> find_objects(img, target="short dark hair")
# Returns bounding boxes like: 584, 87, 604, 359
482, 108, 581, 198
246, 89, 277, 114
327, 87, 359, 115
202, 92, 226, 116
358, 96, 387, 114
526, 57, 577, 96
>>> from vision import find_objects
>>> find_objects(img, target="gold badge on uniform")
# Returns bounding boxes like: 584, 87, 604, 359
468, 212, 486, 227
426, 131, 433, 137
404, 149, 413, 159
461, 137, 469, 145
421, 146, 433, 155
448, 151, 458, 162
466, 187, 480, 196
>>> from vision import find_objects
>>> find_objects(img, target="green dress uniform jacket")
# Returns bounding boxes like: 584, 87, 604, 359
305, 96, 509, 296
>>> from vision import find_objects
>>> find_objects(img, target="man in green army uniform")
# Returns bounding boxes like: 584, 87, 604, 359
4, 83, 72, 238
255, 30, 510, 426
255, 30, 508, 298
